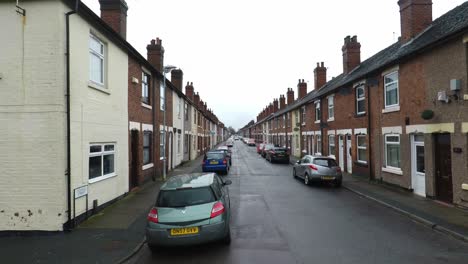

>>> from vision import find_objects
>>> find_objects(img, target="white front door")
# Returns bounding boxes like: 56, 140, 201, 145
411, 135, 426, 197
338, 136, 344, 171
346, 135, 352, 174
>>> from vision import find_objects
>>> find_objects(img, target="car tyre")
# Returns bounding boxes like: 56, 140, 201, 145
223, 227, 232, 245
304, 174, 310, 185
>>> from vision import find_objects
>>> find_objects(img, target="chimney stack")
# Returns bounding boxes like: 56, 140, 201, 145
147, 38, 164, 72
287, 88, 294, 105
398, 0, 432, 43
297, 79, 307, 99
279, 95, 286, 109
171, 69, 183, 91
314, 62, 327, 90
342, 35, 361, 74
99, 0, 128, 39
273, 99, 279, 112
185, 82, 194, 101
194, 92, 200, 106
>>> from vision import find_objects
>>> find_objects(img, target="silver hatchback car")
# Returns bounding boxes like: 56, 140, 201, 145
293, 155, 342, 187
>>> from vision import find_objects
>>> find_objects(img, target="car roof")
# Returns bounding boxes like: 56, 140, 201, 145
161, 173, 216, 190
306, 155, 335, 159
217, 146, 228, 150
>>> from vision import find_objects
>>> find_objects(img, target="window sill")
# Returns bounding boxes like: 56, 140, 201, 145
382, 105, 400, 114
382, 167, 403, 175
141, 103, 152, 109
327, 118, 335, 122
88, 81, 109, 94
355, 113, 366, 118
142, 163, 154, 170
314, 120, 320, 124
89, 173, 117, 184
355, 161, 368, 167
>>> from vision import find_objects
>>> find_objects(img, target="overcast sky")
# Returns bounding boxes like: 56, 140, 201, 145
83, 0, 466, 130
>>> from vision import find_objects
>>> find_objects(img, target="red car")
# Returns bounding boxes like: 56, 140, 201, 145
257, 143, 265, 154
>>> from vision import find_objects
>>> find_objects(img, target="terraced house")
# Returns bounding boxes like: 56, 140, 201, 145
242, 0, 468, 208
0, 0, 227, 231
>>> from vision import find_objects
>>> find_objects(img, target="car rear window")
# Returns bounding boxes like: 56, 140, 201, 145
313, 158, 338, 167
206, 153, 224, 160
274, 148, 287, 153
265, 144, 274, 150
157, 187, 215, 207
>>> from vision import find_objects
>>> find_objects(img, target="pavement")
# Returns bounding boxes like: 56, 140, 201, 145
289, 155, 468, 243
0, 153, 205, 264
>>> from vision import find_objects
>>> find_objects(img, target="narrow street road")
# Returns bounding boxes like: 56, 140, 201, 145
128, 141, 468, 264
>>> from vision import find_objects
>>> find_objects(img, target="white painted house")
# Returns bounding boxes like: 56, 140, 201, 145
0, 0, 128, 231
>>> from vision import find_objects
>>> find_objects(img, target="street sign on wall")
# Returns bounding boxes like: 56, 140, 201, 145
74, 185, 88, 199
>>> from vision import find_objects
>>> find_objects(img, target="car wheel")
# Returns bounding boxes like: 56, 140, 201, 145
147, 243, 158, 253
293, 169, 297, 178
334, 179, 342, 188
304, 174, 310, 185
223, 227, 231, 245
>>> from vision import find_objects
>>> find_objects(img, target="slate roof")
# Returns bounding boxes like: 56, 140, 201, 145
253, 1, 468, 127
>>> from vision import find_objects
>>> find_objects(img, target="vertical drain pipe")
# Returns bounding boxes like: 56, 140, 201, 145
64, 0, 79, 231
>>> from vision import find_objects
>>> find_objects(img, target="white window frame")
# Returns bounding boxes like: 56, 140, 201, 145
328, 135, 335, 157
384, 134, 401, 171
178, 98, 182, 119
143, 131, 152, 165
89, 34, 105, 86
177, 133, 181, 154
283, 115, 286, 128
316, 135, 322, 155
384, 71, 399, 109
160, 131, 165, 160
295, 110, 299, 127
327, 95, 334, 121
356, 134, 367, 164
88, 143, 116, 183
301, 106, 306, 126
160, 83, 165, 111
356, 85, 365, 115
315, 101, 321, 123
142, 72, 150, 104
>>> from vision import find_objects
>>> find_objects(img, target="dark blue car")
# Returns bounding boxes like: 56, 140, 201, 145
202, 151, 230, 175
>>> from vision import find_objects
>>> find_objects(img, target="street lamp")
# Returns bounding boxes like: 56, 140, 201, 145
162, 65, 177, 180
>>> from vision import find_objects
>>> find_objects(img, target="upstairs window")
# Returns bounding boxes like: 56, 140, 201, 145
315, 101, 321, 122
283, 115, 286, 128
295, 110, 299, 126
356, 85, 365, 114
142, 72, 150, 104
184, 103, 189, 121
160, 83, 165, 111
384, 71, 399, 108
301, 106, 306, 125
89, 34, 105, 85
327, 96, 334, 120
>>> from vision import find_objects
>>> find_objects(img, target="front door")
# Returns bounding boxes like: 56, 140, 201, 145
338, 136, 344, 171
130, 130, 139, 190
346, 135, 352, 174
434, 134, 453, 203
169, 133, 173, 169
411, 135, 426, 197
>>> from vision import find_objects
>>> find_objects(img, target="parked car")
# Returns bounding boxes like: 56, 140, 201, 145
217, 146, 232, 166
292, 155, 342, 187
261, 144, 274, 158
265, 147, 289, 164
247, 139, 256, 146
202, 151, 230, 174
257, 143, 265, 154
146, 173, 232, 249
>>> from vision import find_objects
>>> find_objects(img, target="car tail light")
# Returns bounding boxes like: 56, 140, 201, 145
223, 159, 227, 164
309, 165, 318, 170
210, 202, 225, 218
147, 207, 158, 223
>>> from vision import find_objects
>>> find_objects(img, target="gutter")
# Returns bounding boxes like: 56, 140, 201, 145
64, 0, 79, 231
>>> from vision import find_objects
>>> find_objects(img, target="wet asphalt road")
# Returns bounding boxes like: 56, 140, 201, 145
128, 141, 468, 264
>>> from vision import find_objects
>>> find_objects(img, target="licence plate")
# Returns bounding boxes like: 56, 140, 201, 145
322, 176, 335, 180
210, 160, 219, 164
170, 227, 199, 236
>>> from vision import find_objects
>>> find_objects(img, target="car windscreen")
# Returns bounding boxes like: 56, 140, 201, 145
206, 153, 224, 160
313, 158, 338, 167
157, 187, 215, 207
265, 145, 274, 150
273, 148, 287, 153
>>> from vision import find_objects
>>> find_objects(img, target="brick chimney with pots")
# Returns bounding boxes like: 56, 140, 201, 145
287, 88, 294, 105
314, 62, 327, 90
171, 69, 183, 91
147, 38, 164, 72
185, 82, 194, 101
99, 0, 128, 39
279, 95, 286, 109
398, 0, 432, 43
342, 35, 361, 74
194, 92, 200, 106
297, 79, 307, 99
273, 99, 279, 113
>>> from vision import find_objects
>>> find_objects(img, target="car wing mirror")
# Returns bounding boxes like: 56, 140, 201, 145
223, 180, 232, 186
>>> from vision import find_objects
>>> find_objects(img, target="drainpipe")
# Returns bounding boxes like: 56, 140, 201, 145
367, 80, 373, 181
64, 0, 79, 231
